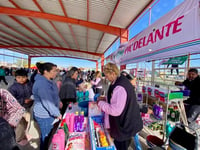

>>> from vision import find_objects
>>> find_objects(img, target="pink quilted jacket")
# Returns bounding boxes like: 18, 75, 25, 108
0, 89, 25, 127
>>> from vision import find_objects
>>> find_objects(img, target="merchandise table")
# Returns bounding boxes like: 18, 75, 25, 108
49, 102, 116, 150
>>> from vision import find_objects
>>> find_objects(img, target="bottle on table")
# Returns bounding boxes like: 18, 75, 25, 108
79, 111, 84, 132
74, 111, 79, 132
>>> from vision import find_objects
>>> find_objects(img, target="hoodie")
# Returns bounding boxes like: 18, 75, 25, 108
8, 80, 33, 108
33, 74, 60, 118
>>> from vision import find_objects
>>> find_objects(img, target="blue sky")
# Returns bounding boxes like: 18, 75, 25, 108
0, 0, 185, 69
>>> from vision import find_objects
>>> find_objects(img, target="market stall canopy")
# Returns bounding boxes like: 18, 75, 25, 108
116, 0, 200, 65
0, 0, 152, 62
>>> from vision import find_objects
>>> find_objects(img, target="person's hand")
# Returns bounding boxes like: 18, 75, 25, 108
147, 108, 153, 114
59, 101, 63, 109
57, 115, 62, 120
24, 99, 32, 104
97, 96, 106, 105
175, 81, 182, 86
89, 101, 97, 108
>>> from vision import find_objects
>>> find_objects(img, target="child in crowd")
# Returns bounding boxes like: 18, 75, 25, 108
76, 81, 89, 102
85, 82, 95, 100
8, 69, 33, 145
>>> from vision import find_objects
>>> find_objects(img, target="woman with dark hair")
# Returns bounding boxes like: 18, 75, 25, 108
59, 67, 79, 115
30, 62, 40, 84
32, 62, 62, 150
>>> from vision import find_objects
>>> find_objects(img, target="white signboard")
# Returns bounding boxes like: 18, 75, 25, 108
120, 0, 200, 65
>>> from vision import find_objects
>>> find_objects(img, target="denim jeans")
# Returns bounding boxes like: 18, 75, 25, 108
34, 115, 54, 150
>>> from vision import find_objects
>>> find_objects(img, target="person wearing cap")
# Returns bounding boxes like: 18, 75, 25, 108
120, 71, 153, 115
97, 63, 143, 150
175, 68, 200, 120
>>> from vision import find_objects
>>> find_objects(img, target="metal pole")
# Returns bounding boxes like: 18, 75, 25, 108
151, 60, 155, 86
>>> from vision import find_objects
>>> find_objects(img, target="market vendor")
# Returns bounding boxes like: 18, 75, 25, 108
121, 70, 153, 115
175, 68, 200, 121
97, 63, 143, 150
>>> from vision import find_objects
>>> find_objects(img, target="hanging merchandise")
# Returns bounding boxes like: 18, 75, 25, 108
153, 104, 163, 120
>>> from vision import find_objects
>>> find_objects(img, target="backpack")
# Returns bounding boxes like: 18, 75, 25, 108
0, 117, 20, 150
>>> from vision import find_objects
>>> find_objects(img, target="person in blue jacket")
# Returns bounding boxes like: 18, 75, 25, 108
33, 62, 62, 150
8, 68, 33, 145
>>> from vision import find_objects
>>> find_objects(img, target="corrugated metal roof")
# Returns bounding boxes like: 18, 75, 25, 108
0, 0, 153, 63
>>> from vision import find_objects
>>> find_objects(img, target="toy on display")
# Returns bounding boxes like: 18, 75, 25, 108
65, 132, 86, 150
159, 89, 169, 102
153, 104, 163, 120
88, 102, 103, 117
89, 116, 116, 150
142, 86, 147, 94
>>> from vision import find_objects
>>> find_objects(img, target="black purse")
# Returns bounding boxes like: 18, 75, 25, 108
169, 124, 199, 150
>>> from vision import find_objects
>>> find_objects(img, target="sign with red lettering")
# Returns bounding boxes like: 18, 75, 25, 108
120, 0, 200, 65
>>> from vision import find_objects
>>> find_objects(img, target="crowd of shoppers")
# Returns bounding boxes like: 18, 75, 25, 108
1, 60, 200, 150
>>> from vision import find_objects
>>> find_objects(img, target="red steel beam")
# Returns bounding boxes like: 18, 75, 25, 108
59, 0, 80, 49
49, 22, 70, 48
0, 21, 40, 45
7, 48, 29, 55
50, 48, 65, 56
33, 0, 70, 48
49, 48, 62, 55
0, 37, 39, 55
35, 49, 47, 55
104, 0, 155, 56
10, 0, 61, 47
0, 45, 103, 56
9, 0, 63, 54
0, 34, 22, 45
95, 0, 120, 53
29, 18, 62, 47
0, 7, 127, 37
9, 16, 51, 45
5, 46, 31, 55
26, 48, 41, 54
0, 30, 30, 45
45, 49, 55, 55
31, 55, 97, 62
0, 37, 20, 46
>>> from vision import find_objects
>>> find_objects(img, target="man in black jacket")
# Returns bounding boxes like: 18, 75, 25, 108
175, 68, 200, 120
